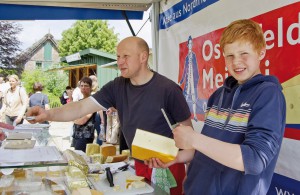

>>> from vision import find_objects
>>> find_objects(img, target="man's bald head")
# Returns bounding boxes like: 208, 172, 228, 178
118, 36, 149, 55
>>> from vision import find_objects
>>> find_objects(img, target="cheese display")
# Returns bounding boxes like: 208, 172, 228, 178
86, 144, 100, 156
282, 74, 300, 124
87, 170, 154, 194
126, 175, 146, 189
90, 154, 104, 164
4, 139, 36, 149
6, 132, 32, 140
100, 144, 116, 162
105, 154, 128, 163
132, 129, 179, 163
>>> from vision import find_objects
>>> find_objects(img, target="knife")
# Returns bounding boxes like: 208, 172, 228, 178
105, 164, 129, 187
161, 108, 179, 130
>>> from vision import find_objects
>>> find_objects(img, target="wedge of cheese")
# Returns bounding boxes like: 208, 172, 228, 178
86, 144, 100, 156
126, 175, 145, 183
132, 129, 179, 163
90, 154, 104, 164
105, 154, 128, 163
282, 74, 300, 124
126, 175, 145, 189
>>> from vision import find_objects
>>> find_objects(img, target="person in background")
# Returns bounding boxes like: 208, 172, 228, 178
0, 77, 4, 110
72, 81, 83, 102
0, 75, 28, 125
26, 37, 192, 194
61, 86, 72, 105
89, 75, 104, 146
71, 77, 96, 152
0, 76, 10, 122
146, 19, 286, 195
29, 82, 50, 124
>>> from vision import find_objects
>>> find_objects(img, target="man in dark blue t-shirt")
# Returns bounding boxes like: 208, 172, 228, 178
27, 36, 192, 195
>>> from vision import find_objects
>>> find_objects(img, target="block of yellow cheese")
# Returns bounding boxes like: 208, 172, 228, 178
132, 129, 179, 163
100, 144, 117, 163
100, 144, 116, 157
86, 144, 100, 156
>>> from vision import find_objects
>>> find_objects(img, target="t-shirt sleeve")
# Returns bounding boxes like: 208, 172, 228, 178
166, 84, 191, 122
92, 80, 116, 109
44, 94, 49, 104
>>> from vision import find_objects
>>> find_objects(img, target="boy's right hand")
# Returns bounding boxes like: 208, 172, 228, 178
25, 106, 48, 124
144, 158, 176, 169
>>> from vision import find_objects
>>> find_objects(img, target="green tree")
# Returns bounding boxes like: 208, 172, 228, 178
58, 20, 118, 57
21, 69, 68, 107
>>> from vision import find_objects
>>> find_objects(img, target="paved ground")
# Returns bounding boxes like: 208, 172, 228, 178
48, 121, 74, 151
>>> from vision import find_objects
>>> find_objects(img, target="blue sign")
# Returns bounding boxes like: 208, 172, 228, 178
159, 0, 219, 30
267, 173, 300, 195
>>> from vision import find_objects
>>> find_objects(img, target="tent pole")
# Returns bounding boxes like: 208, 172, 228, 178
122, 11, 136, 36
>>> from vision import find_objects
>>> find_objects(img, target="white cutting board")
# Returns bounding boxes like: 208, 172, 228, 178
88, 171, 154, 195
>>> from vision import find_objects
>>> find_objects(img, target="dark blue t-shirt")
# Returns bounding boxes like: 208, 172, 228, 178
92, 71, 191, 147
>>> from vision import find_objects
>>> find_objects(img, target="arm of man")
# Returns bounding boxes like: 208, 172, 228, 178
27, 97, 106, 123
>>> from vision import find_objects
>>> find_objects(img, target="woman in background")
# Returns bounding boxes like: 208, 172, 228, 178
0, 75, 28, 125
72, 77, 96, 152
29, 82, 50, 124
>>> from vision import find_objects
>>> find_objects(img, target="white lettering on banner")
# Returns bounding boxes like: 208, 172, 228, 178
162, 10, 182, 26
203, 67, 229, 89
201, 13, 300, 63
263, 13, 300, 49
265, 60, 270, 75
161, 0, 215, 27
195, 13, 300, 89
202, 40, 221, 61
275, 187, 295, 195
183, 0, 206, 15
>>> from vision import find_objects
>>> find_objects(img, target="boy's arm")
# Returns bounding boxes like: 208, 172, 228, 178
173, 125, 244, 171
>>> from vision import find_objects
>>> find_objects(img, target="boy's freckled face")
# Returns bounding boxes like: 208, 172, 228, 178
223, 41, 265, 84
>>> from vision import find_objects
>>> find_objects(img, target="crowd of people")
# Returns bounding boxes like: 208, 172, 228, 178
0, 18, 287, 195
0, 74, 108, 149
